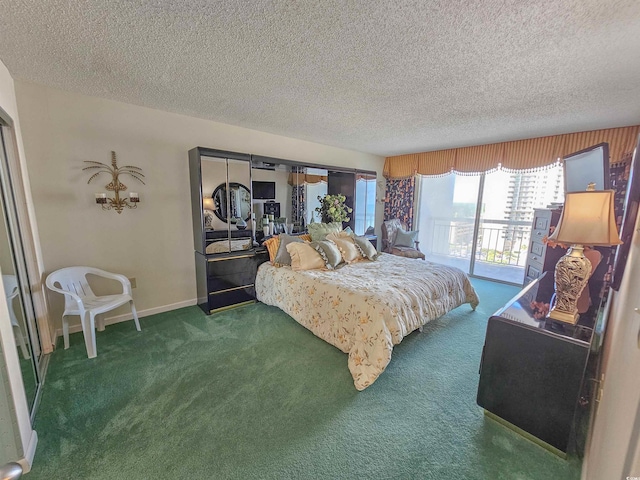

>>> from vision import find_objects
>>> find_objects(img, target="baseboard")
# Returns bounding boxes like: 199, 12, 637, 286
17, 429, 37, 473
484, 410, 566, 458
53, 298, 197, 344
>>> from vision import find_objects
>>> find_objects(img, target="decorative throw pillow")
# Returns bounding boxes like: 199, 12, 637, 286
307, 222, 343, 242
353, 236, 379, 261
310, 240, 343, 269
273, 234, 304, 266
286, 242, 326, 271
264, 234, 312, 265
326, 231, 365, 264
395, 228, 419, 248
263, 236, 280, 264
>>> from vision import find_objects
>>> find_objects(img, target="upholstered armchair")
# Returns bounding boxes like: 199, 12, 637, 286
381, 219, 425, 260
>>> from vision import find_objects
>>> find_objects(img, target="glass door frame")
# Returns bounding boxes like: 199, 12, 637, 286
417, 171, 529, 287
469, 172, 529, 287
0, 106, 46, 421
467, 174, 485, 281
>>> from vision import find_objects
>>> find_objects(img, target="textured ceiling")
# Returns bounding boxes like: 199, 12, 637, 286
1, 0, 640, 156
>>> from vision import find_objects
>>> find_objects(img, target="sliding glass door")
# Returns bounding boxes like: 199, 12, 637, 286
416, 166, 563, 285
0, 115, 42, 415
415, 174, 480, 274
473, 170, 532, 283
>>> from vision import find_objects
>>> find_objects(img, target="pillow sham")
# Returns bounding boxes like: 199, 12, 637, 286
310, 240, 343, 269
395, 228, 419, 248
264, 234, 313, 265
307, 222, 343, 241
263, 236, 280, 263
286, 242, 326, 271
326, 231, 365, 264
352, 236, 379, 261
274, 234, 304, 266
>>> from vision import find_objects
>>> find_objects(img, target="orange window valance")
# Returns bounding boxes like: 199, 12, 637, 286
383, 125, 640, 179
288, 173, 328, 185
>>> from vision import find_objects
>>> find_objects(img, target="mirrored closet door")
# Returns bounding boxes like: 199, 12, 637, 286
0, 110, 42, 416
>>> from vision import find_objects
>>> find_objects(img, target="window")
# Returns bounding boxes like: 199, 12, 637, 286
416, 165, 564, 284
355, 175, 376, 235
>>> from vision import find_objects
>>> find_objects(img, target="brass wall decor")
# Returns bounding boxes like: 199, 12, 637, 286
84, 151, 145, 214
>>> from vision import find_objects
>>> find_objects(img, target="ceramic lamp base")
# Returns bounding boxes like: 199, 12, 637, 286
547, 244, 592, 325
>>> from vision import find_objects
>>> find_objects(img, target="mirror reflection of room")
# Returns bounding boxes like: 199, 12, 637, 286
249, 160, 376, 241
201, 156, 253, 254
201, 155, 226, 230
283, 165, 329, 235
0, 188, 38, 410
303, 167, 328, 226
201, 157, 251, 228
212, 182, 251, 224
355, 173, 376, 236
251, 162, 291, 236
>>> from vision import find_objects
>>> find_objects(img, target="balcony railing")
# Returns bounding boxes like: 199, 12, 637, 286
425, 217, 531, 267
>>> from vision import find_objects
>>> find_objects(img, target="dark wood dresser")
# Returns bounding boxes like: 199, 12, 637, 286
477, 273, 596, 456
194, 249, 269, 313
189, 147, 268, 314
524, 207, 564, 285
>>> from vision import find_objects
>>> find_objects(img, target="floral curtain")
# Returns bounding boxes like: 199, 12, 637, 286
384, 177, 415, 229
595, 155, 633, 300
291, 166, 305, 229
611, 152, 633, 225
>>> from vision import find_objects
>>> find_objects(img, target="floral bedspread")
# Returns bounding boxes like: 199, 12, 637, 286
255, 253, 479, 390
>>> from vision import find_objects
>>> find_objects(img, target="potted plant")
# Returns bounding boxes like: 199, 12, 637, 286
315, 194, 352, 224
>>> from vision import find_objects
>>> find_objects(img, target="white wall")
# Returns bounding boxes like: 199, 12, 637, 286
14, 81, 385, 331
583, 207, 640, 480
0, 59, 37, 472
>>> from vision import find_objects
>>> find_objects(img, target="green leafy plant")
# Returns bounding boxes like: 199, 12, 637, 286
315, 194, 352, 223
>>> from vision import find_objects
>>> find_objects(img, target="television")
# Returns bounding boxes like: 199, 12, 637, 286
252, 181, 276, 200
563, 143, 610, 193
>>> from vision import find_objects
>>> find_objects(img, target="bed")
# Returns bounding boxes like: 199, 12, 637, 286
255, 253, 479, 390
205, 238, 252, 254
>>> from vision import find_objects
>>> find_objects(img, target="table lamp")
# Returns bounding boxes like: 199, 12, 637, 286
203, 197, 215, 228
203, 197, 214, 211
546, 188, 621, 324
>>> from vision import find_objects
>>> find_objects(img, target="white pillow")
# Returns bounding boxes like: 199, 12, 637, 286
286, 242, 326, 271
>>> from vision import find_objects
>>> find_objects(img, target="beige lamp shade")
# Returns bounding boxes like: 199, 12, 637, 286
548, 190, 622, 246
203, 197, 215, 210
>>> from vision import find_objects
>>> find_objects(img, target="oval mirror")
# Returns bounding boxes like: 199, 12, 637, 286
212, 182, 251, 224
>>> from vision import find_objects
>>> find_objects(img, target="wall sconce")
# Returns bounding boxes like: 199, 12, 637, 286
84, 151, 145, 214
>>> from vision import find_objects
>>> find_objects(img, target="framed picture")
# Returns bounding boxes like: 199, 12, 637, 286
612, 135, 640, 290
563, 143, 610, 193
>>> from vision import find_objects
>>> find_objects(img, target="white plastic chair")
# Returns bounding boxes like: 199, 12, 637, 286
45, 267, 140, 358
2, 275, 30, 359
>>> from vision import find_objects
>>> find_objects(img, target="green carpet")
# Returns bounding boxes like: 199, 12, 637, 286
27, 279, 581, 479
